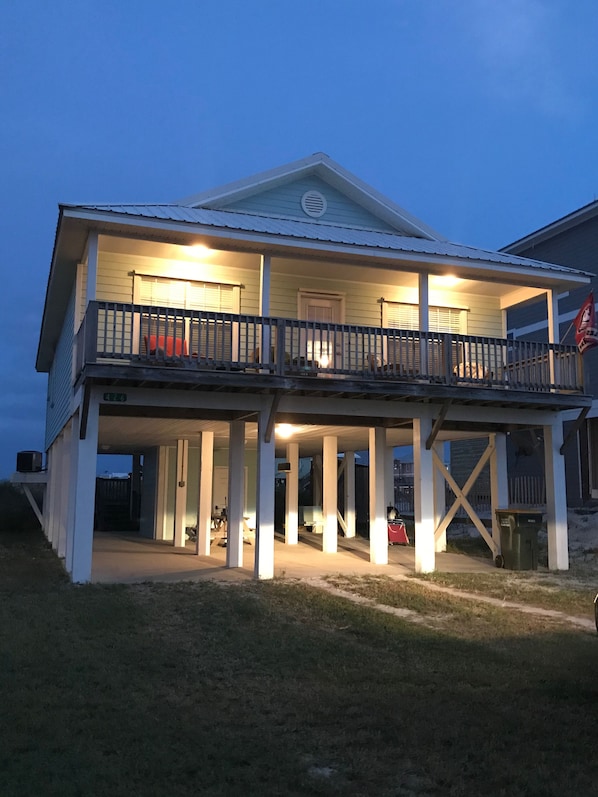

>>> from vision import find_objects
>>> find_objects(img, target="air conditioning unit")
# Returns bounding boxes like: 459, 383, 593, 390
16, 451, 42, 473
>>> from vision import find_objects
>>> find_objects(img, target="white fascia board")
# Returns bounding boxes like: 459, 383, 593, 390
310, 160, 446, 241
97, 387, 566, 426
100, 386, 267, 412
61, 208, 591, 290
178, 153, 330, 206
560, 398, 598, 422
445, 405, 561, 427
277, 395, 562, 426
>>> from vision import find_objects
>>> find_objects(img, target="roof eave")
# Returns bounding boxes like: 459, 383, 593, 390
502, 200, 598, 253
55, 206, 591, 290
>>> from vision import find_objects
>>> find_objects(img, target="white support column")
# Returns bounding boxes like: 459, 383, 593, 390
490, 433, 509, 553
227, 421, 246, 568
413, 414, 435, 573
154, 446, 169, 540
544, 418, 569, 570
86, 232, 98, 305
58, 424, 72, 559
260, 254, 271, 365
546, 289, 559, 345
285, 441, 299, 545
259, 254, 271, 316
385, 445, 395, 511
547, 289, 559, 385
197, 431, 214, 556
173, 439, 189, 548
45, 440, 59, 548
255, 409, 276, 579
322, 435, 338, 554
66, 392, 99, 583
312, 454, 323, 507
369, 427, 388, 565
344, 451, 356, 538
418, 273, 429, 376
433, 441, 446, 552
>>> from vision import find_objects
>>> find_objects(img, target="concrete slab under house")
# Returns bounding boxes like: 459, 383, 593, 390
27, 153, 592, 582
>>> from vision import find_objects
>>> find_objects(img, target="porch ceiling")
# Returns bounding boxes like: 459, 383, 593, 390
97, 414, 497, 458
100, 234, 543, 302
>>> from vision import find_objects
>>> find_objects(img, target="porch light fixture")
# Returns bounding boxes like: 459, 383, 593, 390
432, 274, 461, 288
188, 244, 214, 257
275, 424, 295, 439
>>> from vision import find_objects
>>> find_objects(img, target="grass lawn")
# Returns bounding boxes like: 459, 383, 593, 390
2, 528, 598, 796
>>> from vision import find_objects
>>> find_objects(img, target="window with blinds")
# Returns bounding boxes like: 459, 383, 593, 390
139, 276, 234, 312
383, 302, 466, 333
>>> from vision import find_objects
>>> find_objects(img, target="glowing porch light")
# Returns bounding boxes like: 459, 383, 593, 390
431, 274, 462, 288
275, 424, 295, 439
188, 244, 214, 257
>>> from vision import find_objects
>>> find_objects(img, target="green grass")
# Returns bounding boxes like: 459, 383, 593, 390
2, 528, 598, 796
410, 570, 597, 619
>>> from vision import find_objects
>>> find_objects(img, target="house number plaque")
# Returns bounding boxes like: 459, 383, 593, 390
103, 392, 127, 403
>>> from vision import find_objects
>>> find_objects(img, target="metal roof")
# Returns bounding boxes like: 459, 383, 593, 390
64, 202, 592, 277
177, 151, 447, 241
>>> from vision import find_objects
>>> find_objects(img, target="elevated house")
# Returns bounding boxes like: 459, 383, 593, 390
503, 201, 598, 505
36, 153, 591, 582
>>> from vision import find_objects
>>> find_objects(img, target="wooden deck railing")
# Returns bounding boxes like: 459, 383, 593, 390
75, 301, 585, 393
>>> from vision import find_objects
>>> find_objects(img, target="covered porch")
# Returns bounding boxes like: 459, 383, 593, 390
90, 527, 497, 584
42, 379, 584, 584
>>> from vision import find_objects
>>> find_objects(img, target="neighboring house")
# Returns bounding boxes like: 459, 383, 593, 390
35, 153, 591, 582
503, 201, 598, 505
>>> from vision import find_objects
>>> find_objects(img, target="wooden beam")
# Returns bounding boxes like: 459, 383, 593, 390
426, 401, 452, 450
264, 391, 283, 443
560, 406, 590, 455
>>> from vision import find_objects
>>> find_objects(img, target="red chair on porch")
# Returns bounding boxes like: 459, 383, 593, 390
144, 334, 188, 357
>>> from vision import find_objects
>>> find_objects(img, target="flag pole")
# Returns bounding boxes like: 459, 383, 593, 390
561, 320, 575, 344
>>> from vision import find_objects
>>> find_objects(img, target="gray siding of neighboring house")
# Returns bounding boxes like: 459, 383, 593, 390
45, 287, 75, 450
506, 215, 598, 396
504, 213, 598, 505
222, 176, 401, 232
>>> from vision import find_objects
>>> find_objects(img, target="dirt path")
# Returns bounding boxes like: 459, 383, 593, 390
303, 574, 597, 633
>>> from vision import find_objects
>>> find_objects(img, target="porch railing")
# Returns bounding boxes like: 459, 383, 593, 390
75, 301, 584, 393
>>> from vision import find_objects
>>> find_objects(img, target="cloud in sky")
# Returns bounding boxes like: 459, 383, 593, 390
1, 0, 597, 479
459, 0, 581, 118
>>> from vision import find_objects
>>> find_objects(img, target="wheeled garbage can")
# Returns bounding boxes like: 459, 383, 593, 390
495, 509, 543, 570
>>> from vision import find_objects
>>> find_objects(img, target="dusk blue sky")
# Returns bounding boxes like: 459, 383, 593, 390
1, 0, 597, 477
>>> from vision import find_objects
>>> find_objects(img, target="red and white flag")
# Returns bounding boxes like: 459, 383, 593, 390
574, 292, 598, 353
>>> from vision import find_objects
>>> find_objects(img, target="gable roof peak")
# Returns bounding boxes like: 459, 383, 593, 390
177, 153, 445, 241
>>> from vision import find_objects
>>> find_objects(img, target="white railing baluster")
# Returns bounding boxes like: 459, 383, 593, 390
77, 302, 584, 394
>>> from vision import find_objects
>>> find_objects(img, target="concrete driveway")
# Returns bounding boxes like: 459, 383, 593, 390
91, 529, 496, 584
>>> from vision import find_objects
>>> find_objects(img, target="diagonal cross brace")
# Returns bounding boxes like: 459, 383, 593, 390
432, 440, 498, 555
264, 391, 283, 443
426, 400, 452, 450
560, 406, 590, 455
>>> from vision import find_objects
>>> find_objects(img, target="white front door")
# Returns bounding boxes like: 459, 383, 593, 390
298, 292, 344, 368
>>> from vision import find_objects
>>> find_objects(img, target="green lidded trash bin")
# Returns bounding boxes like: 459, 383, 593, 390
495, 509, 543, 570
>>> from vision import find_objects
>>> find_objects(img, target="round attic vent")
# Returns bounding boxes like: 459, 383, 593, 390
301, 190, 327, 218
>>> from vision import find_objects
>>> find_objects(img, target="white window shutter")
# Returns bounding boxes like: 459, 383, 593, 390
384, 302, 465, 333
139, 276, 234, 312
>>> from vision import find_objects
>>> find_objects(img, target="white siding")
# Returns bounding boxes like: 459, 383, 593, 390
269, 271, 503, 336
224, 176, 399, 232
96, 250, 258, 309
45, 288, 75, 450
94, 242, 504, 336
